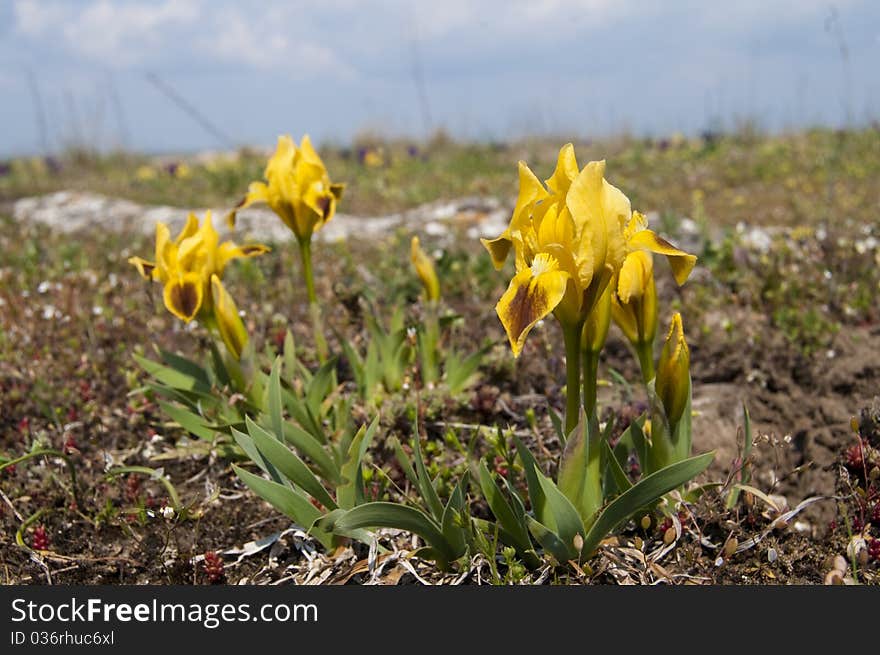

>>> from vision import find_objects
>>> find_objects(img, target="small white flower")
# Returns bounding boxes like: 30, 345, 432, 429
161, 506, 175, 520
37, 280, 51, 294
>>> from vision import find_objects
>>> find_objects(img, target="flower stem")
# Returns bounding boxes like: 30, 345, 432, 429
421, 300, 440, 385
581, 348, 599, 419
636, 341, 655, 383
297, 238, 328, 362
562, 321, 584, 436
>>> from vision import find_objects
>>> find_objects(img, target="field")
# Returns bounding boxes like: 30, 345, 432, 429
2, 128, 879, 585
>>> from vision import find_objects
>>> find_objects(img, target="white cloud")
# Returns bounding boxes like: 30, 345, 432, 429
199, 8, 353, 78
14, 0, 201, 66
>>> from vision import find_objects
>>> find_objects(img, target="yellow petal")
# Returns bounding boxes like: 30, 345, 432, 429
617, 250, 653, 304
211, 275, 248, 360
411, 236, 440, 302
216, 241, 271, 275
481, 232, 514, 270
265, 135, 297, 180
128, 256, 156, 280
496, 253, 568, 357
627, 229, 696, 285
227, 181, 269, 228
154, 222, 175, 282
544, 143, 579, 196
163, 272, 204, 322
175, 213, 200, 245
611, 293, 639, 345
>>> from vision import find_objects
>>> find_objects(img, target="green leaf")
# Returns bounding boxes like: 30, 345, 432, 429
267, 358, 284, 440
440, 477, 468, 558
233, 465, 333, 550
281, 387, 327, 445
317, 502, 454, 564
278, 421, 339, 483
534, 471, 585, 549
628, 415, 648, 470
513, 435, 547, 526
134, 354, 210, 393
158, 402, 217, 442
526, 516, 576, 563
726, 403, 753, 509
557, 412, 592, 516
389, 436, 418, 488
478, 462, 531, 553
602, 439, 633, 495
208, 341, 231, 388
159, 350, 211, 388
282, 330, 297, 382
581, 451, 714, 557
246, 416, 337, 510
306, 357, 338, 412
337, 418, 379, 510
548, 406, 566, 445
231, 427, 283, 484
412, 430, 444, 521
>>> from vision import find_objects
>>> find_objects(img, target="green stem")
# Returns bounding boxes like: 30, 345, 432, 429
581, 349, 599, 419
562, 321, 584, 436
298, 238, 328, 362
636, 341, 655, 383
421, 300, 440, 385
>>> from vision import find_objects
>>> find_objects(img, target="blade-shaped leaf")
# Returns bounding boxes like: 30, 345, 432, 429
602, 439, 633, 495
267, 358, 284, 440
440, 477, 468, 558
158, 401, 217, 442
231, 426, 283, 484
246, 416, 337, 510
412, 430, 444, 521
478, 462, 531, 553
317, 502, 454, 564
534, 470, 585, 549
337, 418, 379, 510
513, 435, 547, 526
233, 465, 333, 550
134, 354, 209, 393
278, 421, 339, 483
389, 436, 418, 488
159, 350, 211, 388
526, 516, 577, 563
581, 451, 714, 557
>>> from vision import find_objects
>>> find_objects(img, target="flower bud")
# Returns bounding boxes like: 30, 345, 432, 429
655, 312, 690, 425
211, 275, 248, 360
583, 283, 612, 354
410, 236, 440, 302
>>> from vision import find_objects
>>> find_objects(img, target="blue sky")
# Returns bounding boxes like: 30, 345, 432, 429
1, 0, 878, 155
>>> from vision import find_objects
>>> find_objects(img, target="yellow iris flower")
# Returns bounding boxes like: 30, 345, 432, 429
129, 211, 269, 358
229, 134, 344, 243
483, 144, 695, 357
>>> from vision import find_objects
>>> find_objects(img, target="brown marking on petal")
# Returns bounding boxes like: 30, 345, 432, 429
235, 196, 247, 208
133, 260, 155, 279
168, 280, 200, 320
316, 195, 331, 219
654, 235, 678, 250
504, 281, 545, 344
240, 244, 269, 256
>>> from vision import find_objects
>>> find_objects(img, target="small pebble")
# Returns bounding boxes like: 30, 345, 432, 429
767, 547, 778, 563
